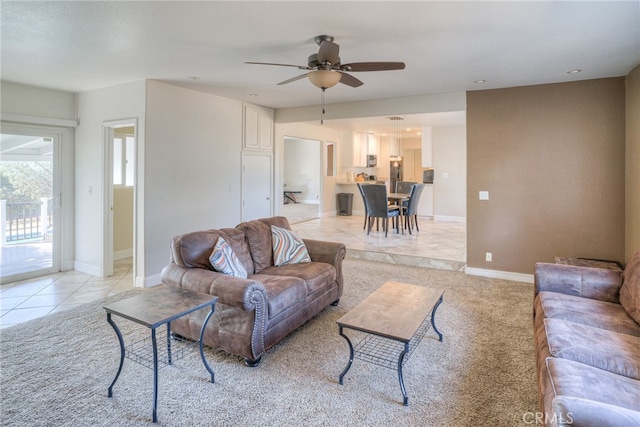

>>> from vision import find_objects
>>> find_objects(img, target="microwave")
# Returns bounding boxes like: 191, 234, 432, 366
367, 154, 377, 167
423, 168, 434, 184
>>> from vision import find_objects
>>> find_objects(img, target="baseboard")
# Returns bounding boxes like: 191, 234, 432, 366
73, 260, 101, 276
434, 215, 466, 223
136, 272, 163, 288
465, 267, 533, 283
113, 248, 133, 260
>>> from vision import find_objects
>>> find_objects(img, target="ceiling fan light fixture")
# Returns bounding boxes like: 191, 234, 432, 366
308, 70, 342, 89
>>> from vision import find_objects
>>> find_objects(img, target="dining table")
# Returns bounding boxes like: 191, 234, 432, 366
387, 192, 410, 233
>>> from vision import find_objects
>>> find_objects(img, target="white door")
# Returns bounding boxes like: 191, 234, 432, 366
242, 153, 272, 221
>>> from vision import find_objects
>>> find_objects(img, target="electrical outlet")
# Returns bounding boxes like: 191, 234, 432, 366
485, 252, 492, 262
479, 191, 489, 200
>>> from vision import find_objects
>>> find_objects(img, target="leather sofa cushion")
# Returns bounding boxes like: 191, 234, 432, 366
260, 262, 336, 295
171, 228, 254, 275
546, 357, 640, 414
552, 397, 640, 427
537, 291, 640, 337
250, 273, 307, 319
544, 318, 640, 380
237, 216, 292, 273
620, 250, 640, 324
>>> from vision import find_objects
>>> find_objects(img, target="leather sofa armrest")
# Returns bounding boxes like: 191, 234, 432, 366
534, 262, 623, 303
303, 239, 347, 296
161, 263, 267, 311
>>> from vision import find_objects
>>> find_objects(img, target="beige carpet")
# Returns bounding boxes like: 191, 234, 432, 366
0, 259, 537, 426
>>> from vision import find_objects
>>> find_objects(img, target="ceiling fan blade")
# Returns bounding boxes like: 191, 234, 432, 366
339, 72, 364, 88
341, 62, 406, 72
245, 61, 309, 70
317, 40, 340, 65
277, 73, 309, 85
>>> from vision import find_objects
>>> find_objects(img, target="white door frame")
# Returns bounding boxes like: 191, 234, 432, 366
0, 124, 63, 282
102, 118, 138, 278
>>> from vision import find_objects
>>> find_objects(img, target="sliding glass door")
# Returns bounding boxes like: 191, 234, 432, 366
0, 131, 59, 282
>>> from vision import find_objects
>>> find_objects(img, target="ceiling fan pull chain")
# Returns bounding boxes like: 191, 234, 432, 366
321, 88, 326, 125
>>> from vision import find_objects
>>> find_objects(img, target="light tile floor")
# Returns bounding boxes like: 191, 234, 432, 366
293, 215, 466, 271
0, 214, 466, 329
0, 258, 134, 329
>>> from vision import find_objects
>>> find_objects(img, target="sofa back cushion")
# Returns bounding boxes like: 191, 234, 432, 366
236, 216, 292, 273
620, 249, 640, 324
171, 228, 254, 275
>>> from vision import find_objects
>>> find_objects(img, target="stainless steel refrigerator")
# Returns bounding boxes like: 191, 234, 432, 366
390, 159, 403, 193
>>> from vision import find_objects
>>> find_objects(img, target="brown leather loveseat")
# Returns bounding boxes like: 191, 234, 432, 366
533, 250, 640, 426
161, 216, 346, 366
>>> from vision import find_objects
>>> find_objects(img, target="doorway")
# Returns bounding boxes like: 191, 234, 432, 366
0, 131, 60, 283
102, 119, 136, 280
282, 137, 321, 224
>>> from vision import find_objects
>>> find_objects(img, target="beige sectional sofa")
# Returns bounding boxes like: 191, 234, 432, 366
533, 250, 640, 426
161, 216, 346, 366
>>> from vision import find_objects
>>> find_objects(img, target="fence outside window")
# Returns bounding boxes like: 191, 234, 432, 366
0, 198, 52, 244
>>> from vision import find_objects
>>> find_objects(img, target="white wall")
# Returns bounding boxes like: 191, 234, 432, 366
144, 80, 243, 281
75, 81, 146, 278
1, 81, 76, 120
433, 126, 466, 220
284, 137, 320, 203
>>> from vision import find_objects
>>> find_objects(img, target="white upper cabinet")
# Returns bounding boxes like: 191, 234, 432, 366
349, 132, 380, 167
243, 104, 273, 151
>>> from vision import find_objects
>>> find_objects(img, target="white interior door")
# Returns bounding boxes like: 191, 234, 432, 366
242, 153, 272, 221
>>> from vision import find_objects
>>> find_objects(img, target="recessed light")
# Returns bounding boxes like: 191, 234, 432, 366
474, 79, 486, 84
567, 69, 582, 74
249, 93, 258, 97
188, 76, 200, 81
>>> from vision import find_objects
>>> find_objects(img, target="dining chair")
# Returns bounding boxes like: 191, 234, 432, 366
403, 183, 425, 234
395, 181, 416, 194
356, 183, 369, 230
395, 181, 416, 212
361, 184, 400, 237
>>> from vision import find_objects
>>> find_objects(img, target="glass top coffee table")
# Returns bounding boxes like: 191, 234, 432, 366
336, 281, 444, 405
104, 285, 218, 423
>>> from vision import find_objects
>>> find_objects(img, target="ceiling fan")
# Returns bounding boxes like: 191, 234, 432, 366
246, 35, 405, 90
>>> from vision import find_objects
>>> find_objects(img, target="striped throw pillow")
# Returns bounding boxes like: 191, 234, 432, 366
271, 225, 311, 266
209, 237, 248, 278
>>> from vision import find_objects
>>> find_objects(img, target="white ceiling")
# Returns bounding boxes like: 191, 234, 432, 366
2, 1, 639, 133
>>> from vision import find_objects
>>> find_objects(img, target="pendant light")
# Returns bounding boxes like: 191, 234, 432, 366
389, 116, 403, 162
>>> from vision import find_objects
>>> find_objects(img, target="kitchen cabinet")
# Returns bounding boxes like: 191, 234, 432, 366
421, 127, 432, 167
418, 184, 434, 217
243, 104, 273, 151
350, 132, 379, 167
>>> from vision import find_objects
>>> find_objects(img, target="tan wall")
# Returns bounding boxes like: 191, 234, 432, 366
467, 78, 626, 274
113, 187, 133, 254
626, 65, 640, 263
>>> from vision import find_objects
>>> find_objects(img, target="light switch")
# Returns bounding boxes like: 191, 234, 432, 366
442, 172, 449, 178
479, 191, 489, 200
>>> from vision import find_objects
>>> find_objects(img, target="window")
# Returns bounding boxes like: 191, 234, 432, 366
113, 135, 134, 186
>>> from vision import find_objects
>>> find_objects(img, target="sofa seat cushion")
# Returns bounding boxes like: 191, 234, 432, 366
250, 273, 307, 319
620, 249, 640, 324
260, 262, 336, 295
544, 318, 640, 379
546, 357, 640, 413
537, 291, 640, 337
